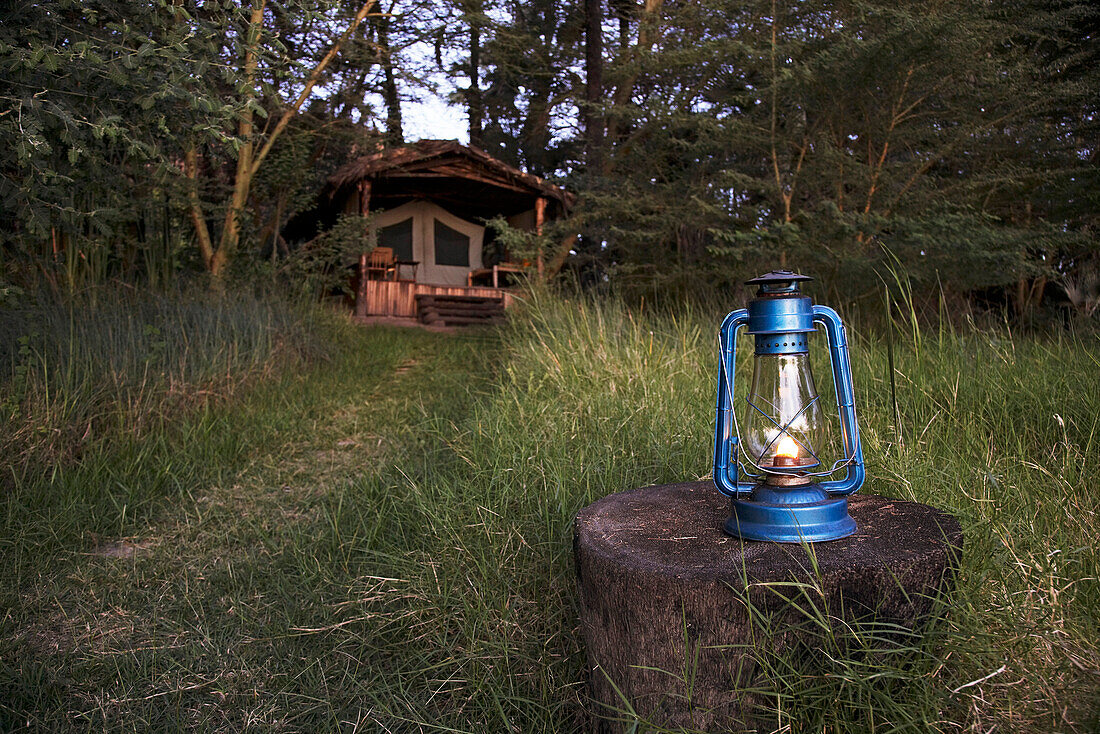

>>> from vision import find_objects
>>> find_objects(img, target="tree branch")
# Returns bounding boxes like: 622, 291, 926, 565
250, 0, 380, 177
216, 0, 267, 272
184, 147, 215, 271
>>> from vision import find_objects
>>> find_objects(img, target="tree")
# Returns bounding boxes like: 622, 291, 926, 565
479, 0, 583, 175
572, 0, 1097, 308
5, 0, 1095, 311
452, 0, 487, 147
184, 0, 379, 279
1, 0, 385, 287
0, 0, 226, 291
583, 0, 604, 171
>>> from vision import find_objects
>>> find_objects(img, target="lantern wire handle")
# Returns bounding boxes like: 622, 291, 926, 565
718, 328, 857, 481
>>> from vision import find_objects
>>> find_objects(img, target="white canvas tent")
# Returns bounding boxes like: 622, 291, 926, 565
371, 200, 484, 287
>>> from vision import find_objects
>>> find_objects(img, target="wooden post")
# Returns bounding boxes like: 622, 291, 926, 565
358, 179, 372, 216
575, 482, 962, 731
356, 253, 368, 319
535, 196, 547, 280
356, 180, 372, 318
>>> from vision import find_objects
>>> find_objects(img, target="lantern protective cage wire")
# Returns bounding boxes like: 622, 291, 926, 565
717, 325, 859, 483
712, 303, 866, 499
746, 393, 823, 467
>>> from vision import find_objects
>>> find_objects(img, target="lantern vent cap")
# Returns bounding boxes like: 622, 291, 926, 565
746, 270, 813, 296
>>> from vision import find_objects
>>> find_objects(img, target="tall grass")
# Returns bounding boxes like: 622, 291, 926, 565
2, 286, 1097, 732
0, 286, 338, 559
1, 287, 329, 474
355, 288, 1100, 731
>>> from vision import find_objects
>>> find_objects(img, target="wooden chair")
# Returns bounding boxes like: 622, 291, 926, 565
365, 247, 396, 281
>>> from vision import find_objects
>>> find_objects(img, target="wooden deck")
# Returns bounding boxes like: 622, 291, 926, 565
355, 279, 512, 319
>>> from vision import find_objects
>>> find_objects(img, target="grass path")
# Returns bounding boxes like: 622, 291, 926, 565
3, 324, 507, 731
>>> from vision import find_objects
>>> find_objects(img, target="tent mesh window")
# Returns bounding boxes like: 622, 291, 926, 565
380, 218, 414, 262
434, 219, 470, 267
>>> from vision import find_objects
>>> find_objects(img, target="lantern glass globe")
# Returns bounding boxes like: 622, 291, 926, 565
741, 352, 826, 469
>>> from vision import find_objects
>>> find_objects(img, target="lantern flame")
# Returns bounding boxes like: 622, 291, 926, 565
775, 435, 800, 459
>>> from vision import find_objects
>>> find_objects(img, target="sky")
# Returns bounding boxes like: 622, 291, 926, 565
396, 36, 470, 144
403, 90, 468, 143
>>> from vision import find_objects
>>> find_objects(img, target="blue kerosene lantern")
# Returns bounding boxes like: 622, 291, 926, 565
713, 270, 865, 542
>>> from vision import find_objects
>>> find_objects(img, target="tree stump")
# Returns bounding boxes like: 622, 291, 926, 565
573, 481, 962, 732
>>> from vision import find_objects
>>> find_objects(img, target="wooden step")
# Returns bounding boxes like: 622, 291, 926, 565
422, 303, 504, 315
415, 294, 504, 306
420, 308, 503, 319
416, 292, 507, 327
421, 311, 506, 326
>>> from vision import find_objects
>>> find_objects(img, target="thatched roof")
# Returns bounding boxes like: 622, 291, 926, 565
326, 140, 574, 218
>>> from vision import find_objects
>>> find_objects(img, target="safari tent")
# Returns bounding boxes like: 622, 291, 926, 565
318, 140, 574, 322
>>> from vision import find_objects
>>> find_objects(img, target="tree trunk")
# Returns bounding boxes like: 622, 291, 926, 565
259, 192, 287, 262
184, 147, 216, 272
467, 0, 483, 147
378, 13, 404, 146
604, 0, 664, 172
188, 0, 379, 278
521, 88, 553, 174
575, 482, 962, 731
609, 0, 631, 49
213, 0, 266, 279
518, 5, 556, 173
1014, 275, 1046, 321
584, 0, 604, 171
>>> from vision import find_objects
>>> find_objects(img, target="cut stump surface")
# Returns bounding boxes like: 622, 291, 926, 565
573, 480, 962, 732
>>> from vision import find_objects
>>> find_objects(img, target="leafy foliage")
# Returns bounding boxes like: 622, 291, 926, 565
276, 213, 372, 300
2, 0, 1098, 319
0, 0, 386, 288
568, 0, 1099, 308
0, 0, 228, 289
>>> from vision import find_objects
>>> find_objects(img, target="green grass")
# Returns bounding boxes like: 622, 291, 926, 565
1, 288, 330, 484
1, 287, 1098, 732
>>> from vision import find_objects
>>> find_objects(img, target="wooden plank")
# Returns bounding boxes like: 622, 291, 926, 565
420, 305, 505, 317
381, 169, 533, 195
422, 311, 505, 326
436, 315, 506, 325
360, 280, 512, 318
415, 294, 506, 303
416, 304, 504, 313
402, 281, 415, 317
